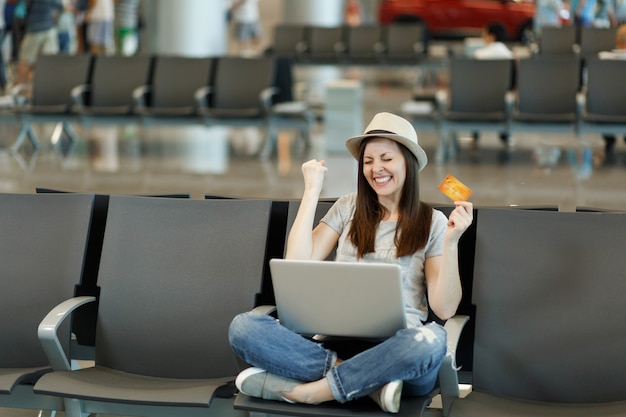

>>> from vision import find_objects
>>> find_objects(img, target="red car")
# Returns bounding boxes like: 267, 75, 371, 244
378, 0, 536, 42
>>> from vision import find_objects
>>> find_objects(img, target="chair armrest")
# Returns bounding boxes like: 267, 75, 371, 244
504, 90, 516, 116
250, 305, 277, 316
374, 41, 386, 55
295, 41, 309, 55
438, 315, 469, 417
293, 81, 309, 102
435, 89, 448, 111
194, 85, 212, 109
334, 41, 347, 56
272, 101, 309, 115
260, 87, 279, 111
133, 84, 151, 110
443, 315, 469, 355
71, 84, 91, 111
576, 91, 587, 116
38, 296, 96, 371
413, 41, 426, 55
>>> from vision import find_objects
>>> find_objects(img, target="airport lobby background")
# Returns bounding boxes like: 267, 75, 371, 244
1, 0, 625, 212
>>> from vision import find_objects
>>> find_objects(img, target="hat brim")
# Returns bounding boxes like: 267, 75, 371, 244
345, 133, 428, 172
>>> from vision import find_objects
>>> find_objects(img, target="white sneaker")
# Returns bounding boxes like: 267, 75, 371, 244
368, 380, 403, 413
235, 367, 300, 402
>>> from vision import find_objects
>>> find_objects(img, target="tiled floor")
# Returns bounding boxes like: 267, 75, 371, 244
1, 62, 625, 417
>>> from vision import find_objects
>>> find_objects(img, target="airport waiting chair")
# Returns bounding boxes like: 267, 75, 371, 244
35, 189, 109, 360
71, 55, 153, 124
577, 57, 626, 138
383, 23, 428, 63
34, 196, 272, 417
306, 26, 346, 63
199, 195, 289, 309
133, 56, 215, 124
196, 56, 278, 156
575, 206, 625, 212
271, 24, 309, 59
344, 25, 385, 63
234, 198, 470, 417
435, 58, 514, 163
196, 56, 277, 121
538, 26, 578, 55
34, 189, 191, 360
0, 193, 94, 414
578, 26, 617, 61
262, 57, 315, 159
507, 56, 581, 136
10, 54, 93, 154
283, 199, 337, 261
448, 208, 626, 416
430, 203, 479, 380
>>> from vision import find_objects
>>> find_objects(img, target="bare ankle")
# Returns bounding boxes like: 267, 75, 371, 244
282, 379, 334, 404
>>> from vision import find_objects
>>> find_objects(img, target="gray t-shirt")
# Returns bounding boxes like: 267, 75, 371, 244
321, 193, 448, 328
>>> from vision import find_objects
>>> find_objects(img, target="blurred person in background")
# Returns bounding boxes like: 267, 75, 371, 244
570, 0, 597, 26
8, 0, 28, 64
230, 0, 261, 56
345, 0, 363, 26
114, 0, 139, 56
594, 0, 616, 27
534, 0, 564, 34
56, 0, 76, 53
86, 0, 114, 54
615, 0, 626, 24
0, 0, 7, 93
15, 0, 63, 85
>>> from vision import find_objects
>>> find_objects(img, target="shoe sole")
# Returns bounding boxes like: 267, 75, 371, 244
380, 380, 403, 413
235, 367, 266, 394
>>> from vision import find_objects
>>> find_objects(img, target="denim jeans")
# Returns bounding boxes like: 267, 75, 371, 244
228, 312, 447, 402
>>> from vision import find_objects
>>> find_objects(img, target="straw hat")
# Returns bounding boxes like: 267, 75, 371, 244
345, 112, 428, 171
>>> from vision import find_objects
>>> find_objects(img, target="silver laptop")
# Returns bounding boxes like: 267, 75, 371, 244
270, 258, 407, 339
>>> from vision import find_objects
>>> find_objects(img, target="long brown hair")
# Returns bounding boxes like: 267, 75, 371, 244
348, 138, 433, 258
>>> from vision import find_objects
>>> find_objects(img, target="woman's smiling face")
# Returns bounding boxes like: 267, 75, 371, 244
362, 137, 407, 201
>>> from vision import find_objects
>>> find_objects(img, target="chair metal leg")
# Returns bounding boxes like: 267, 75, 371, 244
259, 121, 277, 161
50, 122, 65, 146
50, 121, 79, 154
11, 122, 40, 154
436, 129, 450, 164
63, 397, 90, 417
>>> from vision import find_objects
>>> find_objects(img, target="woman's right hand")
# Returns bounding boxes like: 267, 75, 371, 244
301, 159, 328, 195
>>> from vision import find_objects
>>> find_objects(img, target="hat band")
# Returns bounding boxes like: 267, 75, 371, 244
366, 129, 397, 135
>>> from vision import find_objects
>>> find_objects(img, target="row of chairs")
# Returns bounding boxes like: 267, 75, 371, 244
2, 192, 625, 417
270, 23, 428, 64
537, 25, 617, 57
270, 24, 615, 64
0, 192, 466, 417
403, 55, 626, 163
6, 54, 314, 159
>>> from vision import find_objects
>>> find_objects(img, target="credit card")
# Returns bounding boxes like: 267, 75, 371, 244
438, 174, 472, 201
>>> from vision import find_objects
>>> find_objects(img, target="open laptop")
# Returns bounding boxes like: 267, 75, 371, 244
269, 258, 407, 339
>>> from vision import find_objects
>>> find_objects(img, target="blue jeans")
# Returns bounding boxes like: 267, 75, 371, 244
228, 312, 447, 402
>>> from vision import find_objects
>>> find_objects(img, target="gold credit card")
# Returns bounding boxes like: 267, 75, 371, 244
438, 174, 472, 202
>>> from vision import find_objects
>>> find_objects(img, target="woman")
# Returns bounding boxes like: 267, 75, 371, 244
86, 0, 114, 54
229, 112, 473, 413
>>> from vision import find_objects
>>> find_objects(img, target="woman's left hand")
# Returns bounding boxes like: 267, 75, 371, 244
446, 201, 473, 241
